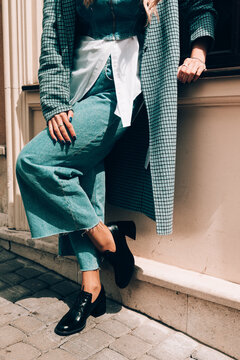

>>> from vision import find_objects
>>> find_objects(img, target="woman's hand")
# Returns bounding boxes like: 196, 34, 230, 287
177, 57, 206, 84
48, 110, 76, 144
177, 37, 210, 84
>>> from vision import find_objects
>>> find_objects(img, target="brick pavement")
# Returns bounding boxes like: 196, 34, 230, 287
0, 244, 235, 360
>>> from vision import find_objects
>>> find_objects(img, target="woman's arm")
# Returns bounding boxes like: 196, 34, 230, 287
38, 0, 73, 124
178, 36, 209, 83
177, 0, 217, 83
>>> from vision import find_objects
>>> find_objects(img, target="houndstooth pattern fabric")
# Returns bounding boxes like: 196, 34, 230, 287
38, 0, 217, 240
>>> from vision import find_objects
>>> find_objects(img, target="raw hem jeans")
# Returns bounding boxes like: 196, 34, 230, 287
16, 55, 141, 271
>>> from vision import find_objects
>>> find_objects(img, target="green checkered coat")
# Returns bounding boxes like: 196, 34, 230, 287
38, 0, 217, 254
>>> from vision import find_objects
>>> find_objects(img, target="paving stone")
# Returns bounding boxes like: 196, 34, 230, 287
0, 325, 26, 348
0, 303, 28, 326
28, 262, 47, 272
31, 288, 61, 300
112, 308, 147, 329
12, 257, 34, 267
30, 300, 69, 324
88, 348, 128, 360
50, 280, 80, 297
148, 332, 199, 360
0, 297, 12, 306
91, 299, 122, 325
109, 334, 152, 360
0, 341, 41, 360
0, 280, 8, 291
131, 319, 172, 345
16, 266, 46, 279
0, 249, 233, 360
15, 258, 47, 271
45, 320, 87, 340
1, 272, 25, 285
190, 345, 233, 360
138, 356, 157, 360
21, 278, 48, 292
96, 319, 130, 338
10, 315, 44, 334
93, 311, 116, 324
16, 292, 59, 312
0, 285, 32, 302
37, 271, 64, 285
37, 348, 79, 360
106, 298, 123, 314
0, 249, 16, 263
91, 300, 123, 325
61, 328, 115, 359
25, 326, 66, 352
0, 259, 24, 274
13, 257, 35, 267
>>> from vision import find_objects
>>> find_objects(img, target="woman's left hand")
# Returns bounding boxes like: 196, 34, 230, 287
177, 57, 207, 84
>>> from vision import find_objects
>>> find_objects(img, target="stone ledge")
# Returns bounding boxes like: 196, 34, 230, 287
135, 256, 240, 312
0, 226, 58, 255
0, 226, 239, 312
0, 228, 240, 358
0, 214, 8, 227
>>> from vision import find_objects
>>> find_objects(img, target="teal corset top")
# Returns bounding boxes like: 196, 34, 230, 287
75, 0, 147, 41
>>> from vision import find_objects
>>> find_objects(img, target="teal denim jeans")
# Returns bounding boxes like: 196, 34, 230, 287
16, 55, 142, 271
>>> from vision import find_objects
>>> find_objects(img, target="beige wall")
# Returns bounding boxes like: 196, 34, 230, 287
106, 75, 240, 285
0, 0, 5, 145
0, 0, 7, 217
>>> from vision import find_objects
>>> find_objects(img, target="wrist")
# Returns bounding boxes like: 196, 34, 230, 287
190, 38, 209, 63
190, 49, 206, 63
190, 56, 206, 65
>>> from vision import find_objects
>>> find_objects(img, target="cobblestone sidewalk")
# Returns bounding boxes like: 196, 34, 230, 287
0, 244, 235, 360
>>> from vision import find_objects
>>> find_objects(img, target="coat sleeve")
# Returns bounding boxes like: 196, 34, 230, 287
178, 0, 218, 51
38, 0, 73, 124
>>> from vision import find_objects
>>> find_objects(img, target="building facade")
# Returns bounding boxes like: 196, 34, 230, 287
0, 1, 240, 357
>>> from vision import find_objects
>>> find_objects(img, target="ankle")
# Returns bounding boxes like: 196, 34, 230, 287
82, 282, 101, 292
86, 221, 116, 253
82, 283, 101, 302
99, 239, 116, 253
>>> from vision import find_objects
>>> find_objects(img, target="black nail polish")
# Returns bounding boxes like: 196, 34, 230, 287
72, 136, 76, 141
53, 139, 56, 144
61, 140, 65, 144
66, 140, 71, 145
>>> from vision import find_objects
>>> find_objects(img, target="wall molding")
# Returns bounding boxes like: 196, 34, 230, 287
2, 0, 43, 229
178, 95, 240, 107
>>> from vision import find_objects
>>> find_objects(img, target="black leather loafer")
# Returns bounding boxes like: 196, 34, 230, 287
54, 285, 106, 336
104, 220, 136, 288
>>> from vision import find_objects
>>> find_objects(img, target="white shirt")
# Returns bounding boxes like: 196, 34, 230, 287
69, 35, 150, 168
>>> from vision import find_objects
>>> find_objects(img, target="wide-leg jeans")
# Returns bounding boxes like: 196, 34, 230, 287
16, 55, 140, 271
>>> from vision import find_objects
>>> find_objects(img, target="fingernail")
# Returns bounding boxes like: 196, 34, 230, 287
66, 140, 71, 145
53, 139, 56, 144
61, 140, 65, 144
72, 136, 76, 141
69, 117, 72, 123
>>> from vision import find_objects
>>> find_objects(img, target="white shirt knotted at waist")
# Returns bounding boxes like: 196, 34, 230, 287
69, 35, 150, 168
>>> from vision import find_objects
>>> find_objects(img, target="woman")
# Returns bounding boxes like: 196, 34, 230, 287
15, 0, 217, 336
